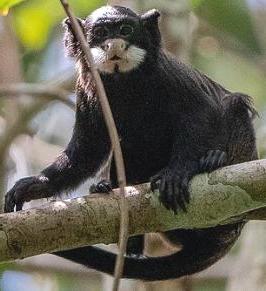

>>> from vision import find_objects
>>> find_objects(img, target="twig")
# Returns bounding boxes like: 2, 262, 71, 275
59, 2, 128, 290
0, 101, 46, 160
0, 83, 75, 110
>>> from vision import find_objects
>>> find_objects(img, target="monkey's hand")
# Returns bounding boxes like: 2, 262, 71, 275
4, 176, 52, 213
89, 180, 112, 194
150, 167, 192, 214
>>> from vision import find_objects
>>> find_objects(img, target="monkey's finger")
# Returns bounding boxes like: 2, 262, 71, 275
199, 156, 206, 170
159, 178, 172, 211
217, 151, 227, 167
159, 175, 166, 194
205, 150, 215, 169
176, 178, 187, 212
172, 178, 181, 210
166, 181, 175, 212
159, 194, 170, 211
171, 182, 179, 214
13, 187, 27, 211
16, 201, 23, 212
172, 177, 187, 212
150, 180, 159, 192
178, 187, 188, 212
209, 150, 221, 169
101, 183, 113, 193
180, 176, 190, 204
4, 189, 16, 213
150, 173, 162, 192
161, 180, 172, 210
150, 172, 161, 182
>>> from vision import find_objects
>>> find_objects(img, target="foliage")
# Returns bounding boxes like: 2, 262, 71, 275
191, 0, 261, 55
4, 0, 261, 54
0, 0, 25, 15
10, 0, 104, 50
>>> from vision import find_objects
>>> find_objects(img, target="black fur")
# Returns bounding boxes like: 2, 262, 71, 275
5, 6, 258, 281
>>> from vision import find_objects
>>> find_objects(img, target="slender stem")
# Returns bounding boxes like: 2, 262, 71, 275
59, 2, 128, 290
0, 83, 75, 110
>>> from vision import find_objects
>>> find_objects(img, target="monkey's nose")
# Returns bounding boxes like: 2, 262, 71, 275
102, 39, 127, 53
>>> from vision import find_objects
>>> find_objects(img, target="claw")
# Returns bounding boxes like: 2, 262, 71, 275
178, 188, 188, 212
159, 176, 166, 195
16, 201, 23, 212
180, 176, 190, 204
150, 184, 156, 192
150, 173, 161, 190
166, 181, 174, 210
200, 156, 205, 169
150, 168, 193, 214
200, 150, 227, 172
218, 151, 227, 167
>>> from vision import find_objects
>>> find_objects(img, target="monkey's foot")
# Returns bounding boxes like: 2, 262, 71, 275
4, 176, 51, 212
90, 180, 112, 194
200, 150, 227, 172
126, 235, 144, 255
150, 168, 191, 214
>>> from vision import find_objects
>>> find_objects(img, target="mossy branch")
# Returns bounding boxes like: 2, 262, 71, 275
0, 159, 266, 263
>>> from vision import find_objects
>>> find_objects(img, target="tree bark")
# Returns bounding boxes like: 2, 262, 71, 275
0, 159, 266, 263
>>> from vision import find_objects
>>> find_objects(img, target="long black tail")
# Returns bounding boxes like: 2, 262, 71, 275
55, 222, 244, 281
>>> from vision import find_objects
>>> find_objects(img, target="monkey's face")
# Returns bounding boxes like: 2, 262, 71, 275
88, 21, 146, 74
63, 6, 161, 75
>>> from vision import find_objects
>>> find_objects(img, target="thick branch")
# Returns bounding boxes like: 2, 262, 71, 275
0, 83, 75, 109
0, 159, 266, 263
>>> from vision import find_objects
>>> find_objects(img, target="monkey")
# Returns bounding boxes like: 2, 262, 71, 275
4, 6, 258, 281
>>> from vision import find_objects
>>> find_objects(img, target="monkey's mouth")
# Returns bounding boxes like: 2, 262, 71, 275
109, 55, 122, 61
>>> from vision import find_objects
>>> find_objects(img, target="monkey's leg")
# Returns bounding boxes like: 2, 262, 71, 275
150, 160, 199, 213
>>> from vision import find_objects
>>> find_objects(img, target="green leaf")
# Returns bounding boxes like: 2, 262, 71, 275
192, 0, 261, 55
0, 0, 25, 15
190, 0, 204, 9
11, 0, 104, 50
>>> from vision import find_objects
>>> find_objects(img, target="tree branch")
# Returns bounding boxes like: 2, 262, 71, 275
0, 159, 265, 263
0, 72, 75, 202
0, 83, 75, 109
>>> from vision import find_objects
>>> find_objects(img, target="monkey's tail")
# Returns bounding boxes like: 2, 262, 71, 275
55, 222, 244, 281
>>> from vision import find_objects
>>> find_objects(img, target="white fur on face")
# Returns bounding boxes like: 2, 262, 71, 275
90, 44, 146, 74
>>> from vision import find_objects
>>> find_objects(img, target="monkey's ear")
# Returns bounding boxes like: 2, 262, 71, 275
141, 9, 160, 24
62, 17, 85, 58
140, 9, 161, 45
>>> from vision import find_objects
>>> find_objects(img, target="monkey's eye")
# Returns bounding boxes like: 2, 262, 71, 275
93, 26, 109, 38
119, 24, 134, 37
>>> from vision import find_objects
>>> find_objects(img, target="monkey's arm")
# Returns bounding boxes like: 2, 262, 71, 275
151, 96, 227, 214
5, 101, 111, 212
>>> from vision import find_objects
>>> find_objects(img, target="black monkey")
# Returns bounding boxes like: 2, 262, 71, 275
5, 6, 258, 281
